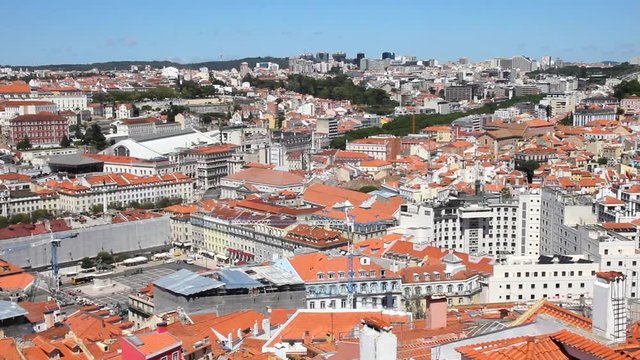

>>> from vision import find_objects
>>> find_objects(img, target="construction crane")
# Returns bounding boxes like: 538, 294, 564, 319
0, 232, 78, 293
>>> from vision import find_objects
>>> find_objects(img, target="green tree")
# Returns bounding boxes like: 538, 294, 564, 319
16, 136, 32, 150
277, 111, 285, 129
114, 253, 130, 263
59, 135, 71, 147
558, 114, 573, 126
500, 187, 512, 199
156, 197, 181, 208
9, 213, 30, 224
96, 251, 114, 264
0, 216, 8, 228
613, 79, 640, 100
91, 204, 104, 214
597, 157, 608, 165
83, 123, 108, 150
201, 114, 213, 125
132, 105, 140, 117
30, 209, 53, 222
141, 105, 152, 112
80, 257, 95, 269
358, 185, 379, 193
515, 160, 540, 183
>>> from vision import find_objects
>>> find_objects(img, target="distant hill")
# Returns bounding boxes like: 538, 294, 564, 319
528, 62, 639, 79
3, 57, 289, 72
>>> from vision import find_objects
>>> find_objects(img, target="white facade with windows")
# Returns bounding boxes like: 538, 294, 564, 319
487, 254, 598, 303
399, 190, 540, 258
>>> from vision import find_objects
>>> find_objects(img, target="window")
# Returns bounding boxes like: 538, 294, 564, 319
173, 352, 179, 360
317, 272, 324, 279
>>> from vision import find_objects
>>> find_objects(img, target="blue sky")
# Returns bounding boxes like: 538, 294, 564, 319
3, 0, 639, 65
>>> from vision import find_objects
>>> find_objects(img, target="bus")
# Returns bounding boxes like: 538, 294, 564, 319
71, 274, 94, 285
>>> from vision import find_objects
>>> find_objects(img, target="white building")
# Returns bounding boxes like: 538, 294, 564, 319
399, 190, 541, 257
43, 172, 194, 213
487, 254, 598, 303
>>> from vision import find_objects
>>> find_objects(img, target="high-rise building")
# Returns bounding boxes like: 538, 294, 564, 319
332, 52, 347, 62
382, 51, 395, 60
356, 52, 365, 64
239, 62, 250, 77
511, 55, 535, 72
316, 52, 330, 62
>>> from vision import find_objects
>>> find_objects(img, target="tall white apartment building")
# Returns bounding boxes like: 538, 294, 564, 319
540, 187, 596, 255
399, 189, 541, 257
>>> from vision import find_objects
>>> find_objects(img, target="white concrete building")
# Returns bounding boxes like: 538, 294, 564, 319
487, 254, 598, 303
399, 190, 540, 257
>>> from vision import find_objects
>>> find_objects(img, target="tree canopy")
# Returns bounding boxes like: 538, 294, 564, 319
16, 136, 32, 150
83, 123, 108, 150
614, 79, 640, 100
330, 94, 543, 149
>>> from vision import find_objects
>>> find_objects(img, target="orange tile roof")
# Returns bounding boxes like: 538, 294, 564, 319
455, 329, 634, 360
288, 252, 399, 282
264, 310, 411, 348
303, 183, 370, 207
0, 172, 31, 182
0, 338, 22, 360
0, 271, 35, 290
224, 168, 304, 186
124, 332, 181, 356
0, 81, 30, 94
511, 299, 591, 330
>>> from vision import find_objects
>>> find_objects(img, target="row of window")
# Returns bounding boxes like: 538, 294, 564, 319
504, 270, 596, 278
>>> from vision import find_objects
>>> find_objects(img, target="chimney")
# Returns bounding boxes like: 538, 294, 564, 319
261, 318, 271, 338
592, 271, 627, 343
156, 322, 168, 334
425, 295, 447, 330
360, 318, 397, 360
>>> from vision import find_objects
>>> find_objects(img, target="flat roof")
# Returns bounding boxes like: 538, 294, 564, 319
0, 301, 27, 321
48, 153, 103, 167
153, 269, 223, 296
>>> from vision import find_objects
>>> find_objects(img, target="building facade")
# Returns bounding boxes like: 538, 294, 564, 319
9, 113, 69, 146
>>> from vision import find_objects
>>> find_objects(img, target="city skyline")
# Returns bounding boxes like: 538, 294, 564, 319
2, 0, 639, 66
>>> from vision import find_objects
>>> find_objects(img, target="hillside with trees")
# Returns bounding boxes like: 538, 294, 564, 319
3, 56, 289, 72
330, 94, 544, 149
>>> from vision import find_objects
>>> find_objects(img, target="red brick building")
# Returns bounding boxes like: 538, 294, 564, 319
9, 112, 69, 146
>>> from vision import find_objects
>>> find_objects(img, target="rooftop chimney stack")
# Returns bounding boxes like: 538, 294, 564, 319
156, 321, 168, 334
425, 295, 448, 330
592, 271, 627, 343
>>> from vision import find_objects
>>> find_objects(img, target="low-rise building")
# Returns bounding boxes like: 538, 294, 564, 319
43, 172, 194, 213
9, 112, 69, 146
282, 252, 402, 310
